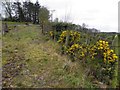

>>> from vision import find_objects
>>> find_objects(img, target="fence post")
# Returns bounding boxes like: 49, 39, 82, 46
111, 34, 118, 88
2, 23, 8, 35
65, 24, 70, 47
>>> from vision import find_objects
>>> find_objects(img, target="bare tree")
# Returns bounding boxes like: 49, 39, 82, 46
2, 0, 13, 20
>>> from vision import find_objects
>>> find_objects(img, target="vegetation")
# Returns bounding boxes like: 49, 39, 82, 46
50, 30, 118, 87
39, 6, 50, 34
2, 22, 96, 88
2, 0, 40, 23
1, 0, 119, 89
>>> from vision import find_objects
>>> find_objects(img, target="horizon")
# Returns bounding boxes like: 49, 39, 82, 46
1, 0, 119, 32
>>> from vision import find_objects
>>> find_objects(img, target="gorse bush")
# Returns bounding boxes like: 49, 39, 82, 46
49, 31, 54, 37
96, 40, 118, 63
58, 30, 80, 45
48, 30, 118, 86
66, 44, 87, 61
88, 40, 118, 84
57, 30, 81, 55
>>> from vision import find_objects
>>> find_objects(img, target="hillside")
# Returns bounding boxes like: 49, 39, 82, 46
2, 0, 119, 88
2, 23, 97, 88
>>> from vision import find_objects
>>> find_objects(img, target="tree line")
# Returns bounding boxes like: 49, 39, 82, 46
2, 0, 48, 24
2, 0, 102, 34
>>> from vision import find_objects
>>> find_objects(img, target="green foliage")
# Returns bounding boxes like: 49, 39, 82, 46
49, 29, 119, 87
3, 0, 40, 23
39, 6, 50, 23
51, 22, 77, 32
3, 23, 97, 88
39, 6, 50, 33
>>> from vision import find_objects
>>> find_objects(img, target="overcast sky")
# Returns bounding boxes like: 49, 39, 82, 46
32, 0, 119, 32
1, 0, 119, 32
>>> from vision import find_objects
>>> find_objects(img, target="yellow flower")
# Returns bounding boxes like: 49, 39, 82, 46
105, 41, 108, 44
99, 40, 102, 43
103, 41, 105, 44
100, 47, 103, 49
81, 52, 85, 57
108, 60, 114, 63
111, 50, 114, 53
113, 54, 118, 59
75, 44, 79, 48
49, 31, 53, 36
104, 58, 106, 62
100, 44, 102, 46
92, 56, 94, 59
113, 54, 116, 56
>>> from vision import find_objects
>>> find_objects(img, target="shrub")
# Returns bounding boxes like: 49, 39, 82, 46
58, 30, 80, 46
49, 29, 118, 86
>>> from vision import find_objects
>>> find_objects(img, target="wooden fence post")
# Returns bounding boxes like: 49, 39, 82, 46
64, 24, 70, 47
2, 23, 8, 35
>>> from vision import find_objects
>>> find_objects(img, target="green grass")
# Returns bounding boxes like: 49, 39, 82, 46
2, 21, 30, 25
2, 22, 96, 88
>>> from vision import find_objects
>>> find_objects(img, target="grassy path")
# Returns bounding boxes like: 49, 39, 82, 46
2, 24, 95, 88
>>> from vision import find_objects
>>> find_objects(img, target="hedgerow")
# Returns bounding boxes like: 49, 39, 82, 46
48, 30, 118, 86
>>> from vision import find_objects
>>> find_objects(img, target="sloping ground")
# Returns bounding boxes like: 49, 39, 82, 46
2, 24, 96, 88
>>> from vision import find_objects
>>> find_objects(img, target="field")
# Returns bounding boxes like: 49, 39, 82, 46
2, 22, 119, 88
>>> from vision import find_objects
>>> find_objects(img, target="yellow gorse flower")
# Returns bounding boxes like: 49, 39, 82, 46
58, 31, 118, 64
49, 31, 54, 36
58, 30, 80, 44
94, 40, 118, 63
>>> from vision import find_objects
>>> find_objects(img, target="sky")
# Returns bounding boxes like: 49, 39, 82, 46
1, 0, 119, 32
31, 0, 119, 32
